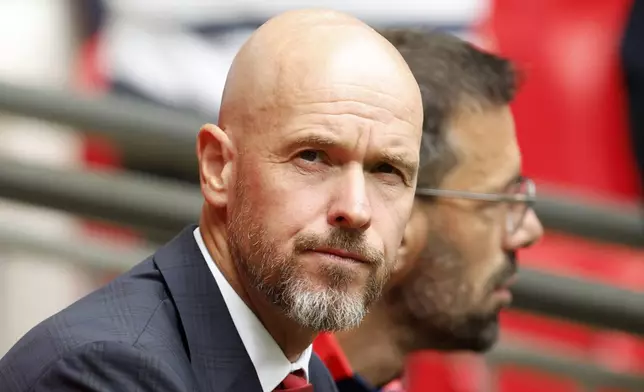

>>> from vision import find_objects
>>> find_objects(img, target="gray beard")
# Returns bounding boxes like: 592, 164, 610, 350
226, 176, 387, 332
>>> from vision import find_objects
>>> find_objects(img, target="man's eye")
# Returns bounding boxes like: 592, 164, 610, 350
375, 163, 401, 176
298, 150, 323, 162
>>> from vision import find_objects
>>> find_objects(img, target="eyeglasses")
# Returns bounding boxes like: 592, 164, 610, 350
415, 176, 536, 235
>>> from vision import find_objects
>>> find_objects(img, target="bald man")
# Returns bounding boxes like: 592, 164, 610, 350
0, 10, 423, 392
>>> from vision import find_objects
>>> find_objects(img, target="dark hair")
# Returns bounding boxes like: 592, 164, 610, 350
380, 29, 518, 188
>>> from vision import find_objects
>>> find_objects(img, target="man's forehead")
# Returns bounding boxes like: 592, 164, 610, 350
436, 106, 521, 190
257, 85, 424, 149
276, 82, 422, 128
443, 146, 521, 193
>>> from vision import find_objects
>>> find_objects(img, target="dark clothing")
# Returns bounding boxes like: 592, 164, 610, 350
0, 226, 337, 392
622, 0, 644, 191
336, 375, 381, 392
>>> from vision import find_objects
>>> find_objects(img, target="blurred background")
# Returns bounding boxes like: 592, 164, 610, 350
0, 1, 642, 391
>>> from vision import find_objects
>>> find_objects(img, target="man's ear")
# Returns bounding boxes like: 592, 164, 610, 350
197, 123, 235, 208
387, 204, 429, 288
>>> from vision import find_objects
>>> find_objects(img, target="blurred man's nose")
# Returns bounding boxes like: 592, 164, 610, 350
327, 165, 372, 231
505, 208, 543, 249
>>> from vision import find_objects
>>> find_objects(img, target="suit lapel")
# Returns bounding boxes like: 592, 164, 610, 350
309, 353, 340, 392
154, 226, 261, 392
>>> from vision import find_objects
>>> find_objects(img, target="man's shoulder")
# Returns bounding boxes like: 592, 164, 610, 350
0, 339, 193, 392
0, 256, 190, 391
48, 255, 172, 345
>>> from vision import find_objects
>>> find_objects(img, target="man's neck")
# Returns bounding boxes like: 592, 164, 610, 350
334, 304, 407, 386
199, 209, 315, 361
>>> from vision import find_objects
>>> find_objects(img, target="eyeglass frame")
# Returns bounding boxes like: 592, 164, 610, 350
414, 176, 537, 235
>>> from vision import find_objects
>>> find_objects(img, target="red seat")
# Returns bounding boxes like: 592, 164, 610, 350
479, 0, 639, 201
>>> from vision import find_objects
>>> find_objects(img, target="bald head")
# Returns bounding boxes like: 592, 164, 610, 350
218, 9, 422, 136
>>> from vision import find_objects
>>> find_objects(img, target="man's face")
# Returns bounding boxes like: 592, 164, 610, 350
227, 84, 422, 332
394, 105, 543, 351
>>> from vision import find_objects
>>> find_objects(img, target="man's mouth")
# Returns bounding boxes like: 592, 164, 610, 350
311, 248, 368, 264
495, 274, 518, 291
491, 274, 518, 305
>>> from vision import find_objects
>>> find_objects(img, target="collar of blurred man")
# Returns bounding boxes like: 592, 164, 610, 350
313, 29, 544, 390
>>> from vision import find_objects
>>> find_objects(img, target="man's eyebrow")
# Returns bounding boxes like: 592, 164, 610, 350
284, 134, 339, 151
501, 171, 522, 191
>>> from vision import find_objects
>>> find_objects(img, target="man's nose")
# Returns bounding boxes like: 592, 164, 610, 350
327, 166, 372, 231
505, 208, 544, 250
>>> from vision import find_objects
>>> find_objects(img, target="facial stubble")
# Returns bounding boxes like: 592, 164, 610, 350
226, 172, 391, 331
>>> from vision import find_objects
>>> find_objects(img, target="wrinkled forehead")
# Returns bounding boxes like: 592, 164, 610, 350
283, 85, 422, 128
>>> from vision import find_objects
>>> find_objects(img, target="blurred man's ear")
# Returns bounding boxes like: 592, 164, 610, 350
387, 202, 430, 289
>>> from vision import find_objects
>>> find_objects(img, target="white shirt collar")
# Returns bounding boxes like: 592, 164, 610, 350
193, 227, 312, 392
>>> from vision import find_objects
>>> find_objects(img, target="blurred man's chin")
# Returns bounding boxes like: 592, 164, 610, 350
457, 325, 499, 352
427, 312, 501, 353
452, 313, 500, 352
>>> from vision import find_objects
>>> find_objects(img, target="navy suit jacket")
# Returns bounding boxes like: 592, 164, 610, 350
0, 226, 338, 392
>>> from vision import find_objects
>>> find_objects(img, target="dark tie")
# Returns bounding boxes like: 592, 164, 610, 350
274, 369, 313, 392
